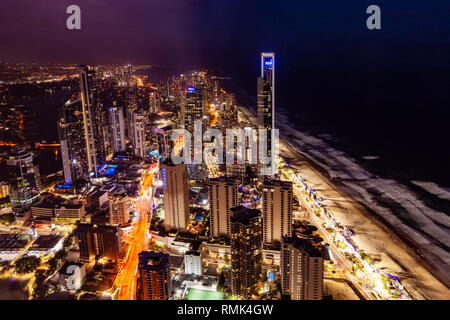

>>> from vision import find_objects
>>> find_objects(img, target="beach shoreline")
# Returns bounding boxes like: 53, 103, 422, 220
238, 104, 450, 299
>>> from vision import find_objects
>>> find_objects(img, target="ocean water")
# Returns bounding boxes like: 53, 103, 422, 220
227, 66, 450, 187
11, 64, 449, 278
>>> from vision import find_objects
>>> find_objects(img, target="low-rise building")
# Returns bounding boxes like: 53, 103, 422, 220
0, 234, 29, 261
31, 194, 84, 224
53, 202, 85, 224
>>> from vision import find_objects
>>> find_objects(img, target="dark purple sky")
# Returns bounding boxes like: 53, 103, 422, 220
2, 1, 450, 183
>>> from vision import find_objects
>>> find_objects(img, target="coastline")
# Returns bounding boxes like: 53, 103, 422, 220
238, 104, 450, 299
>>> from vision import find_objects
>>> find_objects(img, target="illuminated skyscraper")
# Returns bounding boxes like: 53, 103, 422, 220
156, 126, 173, 160
262, 180, 293, 244
58, 98, 88, 183
208, 176, 239, 238
230, 206, 262, 299
184, 86, 206, 179
257, 52, 275, 176
136, 251, 172, 300
7, 148, 41, 208
160, 159, 190, 231
281, 236, 324, 300
149, 92, 160, 114
108, 105, 126, 153
184, 86, 203, 134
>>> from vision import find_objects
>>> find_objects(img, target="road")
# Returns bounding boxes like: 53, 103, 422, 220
295, 184, 372, 299
9, 238, 37, 266
116, 167, 156, 300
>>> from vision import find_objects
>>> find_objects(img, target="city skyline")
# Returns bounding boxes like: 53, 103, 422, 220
1, 56, 448, 301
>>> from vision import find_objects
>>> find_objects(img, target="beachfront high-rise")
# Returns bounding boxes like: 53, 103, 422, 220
208, 176, 239, 238
262, 180, 293, 244
230, 206, 263, 299
281, 236, 324, 300
58, 98, 88, 183
257, 52, 275, 177
160, 159, 190, 231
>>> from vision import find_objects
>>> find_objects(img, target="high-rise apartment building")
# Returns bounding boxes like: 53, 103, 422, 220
230, 206, 263, 299
281, 236, 324, 300
79, 65, 105, 177
130, 109, 146, 158
76, 223, 122, 263
58, 98, 88, 183
262, 180, 293, 244
257, 53, 275, 177
156, 126, 173, 160
208, 176, 239, 238
108, 105, 126, 153
160, 160, 190, 231
136, 251, 172, 300
108, 187, 129, 226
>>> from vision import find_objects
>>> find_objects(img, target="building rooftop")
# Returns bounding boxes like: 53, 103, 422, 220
31, 195, 65, 209
282, 236, 326, 258
75, 223, 91, 233
230, 206, 261, 225
32, 234, 62, 249
31, 194, 82, 210
263, 179, 293, 188
108, 184, 127, 197
157, 125, 172, 132
59, 261, 84, 276
185, 250, 201, 256
138, 251, 170, 271
175, 231, 199, 242
185, 288, 224, 301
